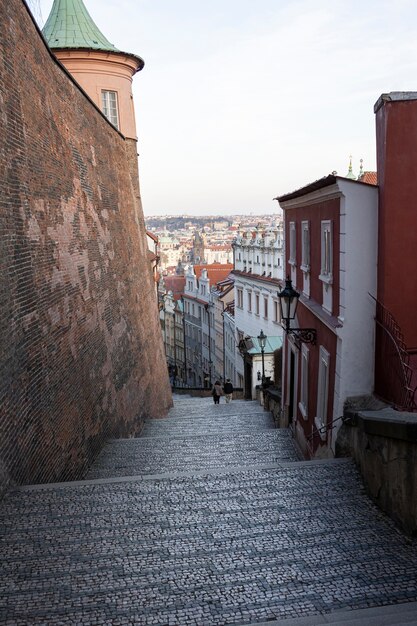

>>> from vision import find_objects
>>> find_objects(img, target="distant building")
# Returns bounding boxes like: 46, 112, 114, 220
183, 264, 233, 386
205, 244, 233, 265
146, 230, 160, 295
212, 277, 235, 383
231, 224, 284, 398
192, 232, 205, 264
223, 301, 236, 385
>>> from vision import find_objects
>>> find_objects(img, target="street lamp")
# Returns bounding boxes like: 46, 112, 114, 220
278, 277, 316, 347
258, 330, 267, 385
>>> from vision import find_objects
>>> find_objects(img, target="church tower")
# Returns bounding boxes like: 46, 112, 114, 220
192, 231, 205, 264
42, 0, 144, 141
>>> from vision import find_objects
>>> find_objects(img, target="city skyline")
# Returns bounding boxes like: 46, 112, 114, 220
36, 0, 417, 216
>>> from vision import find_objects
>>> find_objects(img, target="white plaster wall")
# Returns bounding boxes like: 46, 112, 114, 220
234, 277, 283, 341
336, 179, 378, 401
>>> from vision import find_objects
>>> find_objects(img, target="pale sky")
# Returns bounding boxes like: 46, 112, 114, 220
36, 0, 417, 216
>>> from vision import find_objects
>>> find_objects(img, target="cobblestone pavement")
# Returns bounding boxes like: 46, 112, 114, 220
86, 399, 298, 479
1, 396, 417, 625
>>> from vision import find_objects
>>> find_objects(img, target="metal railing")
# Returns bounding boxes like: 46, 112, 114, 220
306, 415, 344, 458
373, 297, 417, 412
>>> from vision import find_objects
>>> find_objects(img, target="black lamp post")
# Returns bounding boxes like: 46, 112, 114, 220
278, 277, 316, 347
258, 330, 267, 385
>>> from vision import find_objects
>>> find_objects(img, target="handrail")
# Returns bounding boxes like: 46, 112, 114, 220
307, 415, 344, 442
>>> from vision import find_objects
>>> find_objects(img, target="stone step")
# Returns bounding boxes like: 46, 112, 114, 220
2, 460, 417, 625
86, 430, 299, 479
2, 396, 417, 626
141, 414, 275, 437
248, 601, 417, 625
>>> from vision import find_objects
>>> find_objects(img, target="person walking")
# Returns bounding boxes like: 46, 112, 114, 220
223, 378, 234, 403
212, 380, 223, 404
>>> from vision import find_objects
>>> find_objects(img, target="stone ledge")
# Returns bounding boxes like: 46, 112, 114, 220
347, 408, 417, 443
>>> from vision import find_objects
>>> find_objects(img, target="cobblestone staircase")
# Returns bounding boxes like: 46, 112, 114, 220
1, 395, 417, 625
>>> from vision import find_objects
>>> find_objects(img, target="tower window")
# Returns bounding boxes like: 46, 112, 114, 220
101, 90, 119, 129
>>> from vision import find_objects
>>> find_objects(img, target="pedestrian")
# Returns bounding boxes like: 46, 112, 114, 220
212, 380, 223, 404
223, 378, 234, 403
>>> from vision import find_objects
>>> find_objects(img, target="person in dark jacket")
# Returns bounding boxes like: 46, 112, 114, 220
212, 381, 223, 404
223, 378, 234, 403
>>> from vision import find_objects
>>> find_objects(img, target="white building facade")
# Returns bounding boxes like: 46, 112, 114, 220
231, 224, 285, 398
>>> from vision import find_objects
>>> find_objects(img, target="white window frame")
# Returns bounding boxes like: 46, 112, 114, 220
255, 293, 260, 316
247, 291, 252, 313
237, 288, 243, 309
264, 297, 268, 319
298, 344, 309, 419
289, 221, 296, 265
319, 220, 333, 284
101, 90, 119, 129
315, 346, 330, 439
301, 220, 310, 272
273, 300, 280, 323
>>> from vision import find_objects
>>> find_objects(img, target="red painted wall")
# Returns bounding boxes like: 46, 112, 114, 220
296, 303, 337, 454
376, 97, 417, 350
284, 197, 340, 316
283, 195, 340, 456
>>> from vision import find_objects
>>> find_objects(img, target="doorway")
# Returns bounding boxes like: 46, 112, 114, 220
244, 358, 252, 399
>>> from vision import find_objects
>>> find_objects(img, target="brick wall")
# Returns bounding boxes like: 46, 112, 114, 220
0, 0, 172, 494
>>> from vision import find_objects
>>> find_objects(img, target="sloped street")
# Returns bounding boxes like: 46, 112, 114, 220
1, 396, 417, 625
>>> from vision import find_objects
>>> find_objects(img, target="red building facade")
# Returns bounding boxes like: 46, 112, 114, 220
374, 93, 417, 408
277, 176, 378, 457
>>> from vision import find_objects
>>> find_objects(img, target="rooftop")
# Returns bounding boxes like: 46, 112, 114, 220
42, 0, 144, 69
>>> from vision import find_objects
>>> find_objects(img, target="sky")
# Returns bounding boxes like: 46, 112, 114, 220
35, 0, 417, 216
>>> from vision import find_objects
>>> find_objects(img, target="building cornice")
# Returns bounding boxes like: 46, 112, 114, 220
278, 184, 342, 210
231, 270, 282, 288
299, 294, 342, 332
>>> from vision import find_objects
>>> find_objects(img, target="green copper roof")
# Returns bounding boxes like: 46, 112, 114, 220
345, 155, 356, 180
42, 0, 119, 51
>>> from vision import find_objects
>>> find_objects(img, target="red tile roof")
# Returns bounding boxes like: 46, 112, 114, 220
194, 263, 234, 285
358, 171, 377, 185
163, 275, 186, 300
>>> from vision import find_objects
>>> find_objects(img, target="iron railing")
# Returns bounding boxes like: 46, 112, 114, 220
373, 297, 417, 412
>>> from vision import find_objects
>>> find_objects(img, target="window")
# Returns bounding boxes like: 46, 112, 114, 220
320, 221, 333, 281
273, 300, 280, 323
301, 221, 310, 271
298, 345, 309, 419
289, 222, 296, 264
237, 288, 243, 308
247, 291, 252, 313
264, 297, 268, 319
255, 294, 260, 315
101, 90, 119, 129
316, 347, 330, 433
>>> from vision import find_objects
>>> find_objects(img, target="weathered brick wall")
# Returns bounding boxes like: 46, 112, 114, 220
0, 0, 172, 494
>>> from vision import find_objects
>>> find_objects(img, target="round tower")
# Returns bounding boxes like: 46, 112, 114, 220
42, 0, 144, 140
